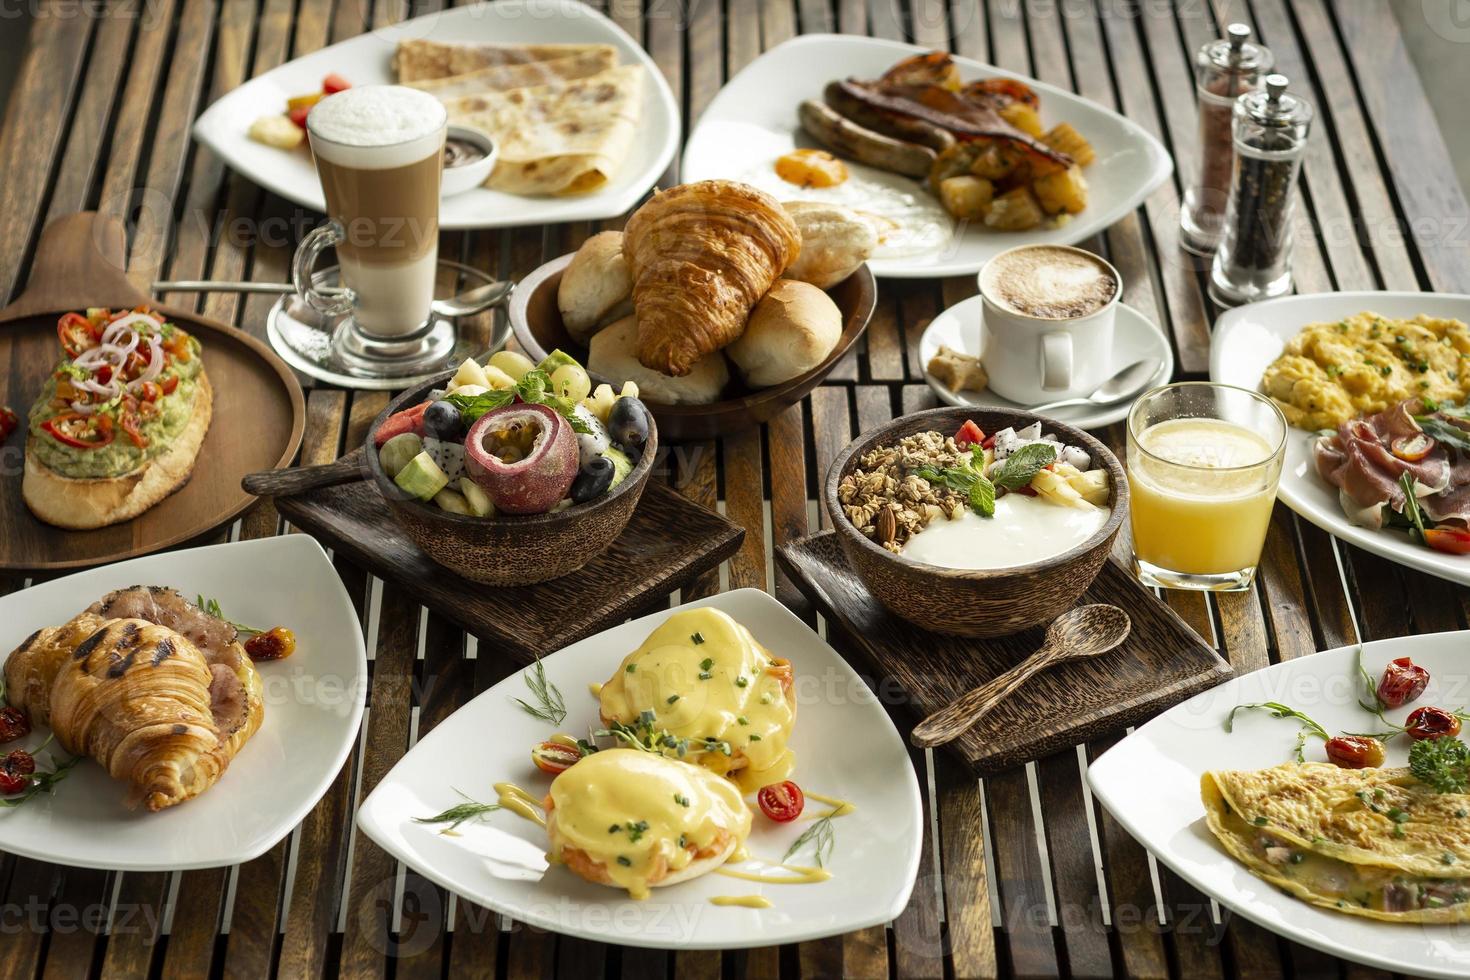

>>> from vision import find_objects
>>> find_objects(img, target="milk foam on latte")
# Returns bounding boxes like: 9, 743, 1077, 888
307, 86, 448, 336
982, 245, 1118, 320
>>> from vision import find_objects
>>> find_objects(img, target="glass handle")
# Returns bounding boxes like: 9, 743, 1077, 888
292, 221, 354, 316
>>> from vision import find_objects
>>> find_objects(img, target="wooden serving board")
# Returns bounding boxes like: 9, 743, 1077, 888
276, 477, 744, 662
0, 212, 305, 571
776, 530, 1233, 775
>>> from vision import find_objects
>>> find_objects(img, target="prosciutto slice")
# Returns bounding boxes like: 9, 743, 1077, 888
1314, 399, 1470, 527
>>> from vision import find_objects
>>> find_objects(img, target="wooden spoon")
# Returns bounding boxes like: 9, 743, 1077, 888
909, 604, 1132, 749
242, 447, 370, 498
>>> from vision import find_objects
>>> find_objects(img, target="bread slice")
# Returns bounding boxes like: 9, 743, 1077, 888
22, 370, 213, 530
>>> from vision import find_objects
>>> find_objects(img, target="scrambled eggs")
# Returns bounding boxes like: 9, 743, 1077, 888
1261, 312, 1470, 430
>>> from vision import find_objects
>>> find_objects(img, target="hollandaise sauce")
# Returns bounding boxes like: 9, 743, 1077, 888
545, 749, 753, 900
493, 782, 546, 827
711, 895, 774, 909
715, 864, 833, 885
598, 609, 796, 784
805, 792, 856, 818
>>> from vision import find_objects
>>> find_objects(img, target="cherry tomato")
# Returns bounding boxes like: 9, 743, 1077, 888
136, 381, 162, 402
119, 410, 148, 450
0, 706, 30, 743
0, 407, 18, 441
1377, 656, 1431, 708
56, 312, 99, 357
159, 374, 179, 396
1325, 735, 1386, 769
287, 105, 312, 129
1406, 706, 1462, 741
373, 401, 431, 446
531, 740, 581, 775
245, 626, 297, 661
0, 749, 35, 795
1425, 528, 1470, 555
954, 420, 985, 448
757, 780, 805, 823
41, 411, 114, 449
322, 73, 351, 95
163, 331, 192, 362
1391, 433, 1436, 462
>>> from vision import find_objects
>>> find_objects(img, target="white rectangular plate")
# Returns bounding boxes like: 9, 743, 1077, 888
193, 0, 679, 230
355, 588, 923, 949
1089, 632, 1470, 979
0, 536, 367, 871
681, 34, 1172, 278
1210, 290, 1470, 587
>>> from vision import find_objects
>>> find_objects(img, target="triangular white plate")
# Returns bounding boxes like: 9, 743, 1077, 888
356, 588, 923, 949
0, 536, 367, 870
682, 34, 1172, 278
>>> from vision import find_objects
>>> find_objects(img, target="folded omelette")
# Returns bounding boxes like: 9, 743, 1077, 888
1202, 763, 1470, 921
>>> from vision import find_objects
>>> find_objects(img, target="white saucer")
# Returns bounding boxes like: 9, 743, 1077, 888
918, 296, 1174, 429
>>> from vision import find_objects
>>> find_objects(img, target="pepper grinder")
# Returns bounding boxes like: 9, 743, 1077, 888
1180, 23, 1273, 255
1209, 74, 1313, 307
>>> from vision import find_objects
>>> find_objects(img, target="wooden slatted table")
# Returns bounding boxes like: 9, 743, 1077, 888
1, 1, 1465, 976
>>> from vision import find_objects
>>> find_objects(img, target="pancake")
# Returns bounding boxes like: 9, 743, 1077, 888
392, 39, 615, 82
401, 47, 617, 99
1202, 762, 1470, 922
442, 64, 645, 196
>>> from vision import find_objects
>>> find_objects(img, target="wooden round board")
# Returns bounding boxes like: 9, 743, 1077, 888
0, 212, 305, 571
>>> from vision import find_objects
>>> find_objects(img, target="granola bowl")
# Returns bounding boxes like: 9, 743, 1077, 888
824, 406, 1128, 638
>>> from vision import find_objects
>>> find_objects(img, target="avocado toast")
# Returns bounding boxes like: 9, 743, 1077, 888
23, 307, 212, 530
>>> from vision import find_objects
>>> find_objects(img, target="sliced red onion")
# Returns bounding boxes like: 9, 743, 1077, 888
75, 377, 119, 397
103, 312, 161, 342
73, 345, 119, 371
133, 335, 164, 386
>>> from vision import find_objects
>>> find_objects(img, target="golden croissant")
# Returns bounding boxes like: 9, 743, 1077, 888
4, 587, 265, 811
622, 180, 801, 376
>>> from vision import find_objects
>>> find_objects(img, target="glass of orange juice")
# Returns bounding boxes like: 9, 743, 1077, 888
1126, 382, 1287, 591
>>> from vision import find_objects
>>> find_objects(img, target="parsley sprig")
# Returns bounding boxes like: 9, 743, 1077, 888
1410, 738, 1470, 794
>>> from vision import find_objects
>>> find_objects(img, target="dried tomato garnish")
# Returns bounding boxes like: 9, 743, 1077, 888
1406, 706, 1462, 741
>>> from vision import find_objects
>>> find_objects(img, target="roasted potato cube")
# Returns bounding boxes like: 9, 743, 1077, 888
929, 142, 983, 186
1042, 122, 1095, 166
938, 175, 994, 220
1033, 165, 1088, 214
970, 143, 1022, 181
984, 187, 1044, 231
999, 101, 1044, 138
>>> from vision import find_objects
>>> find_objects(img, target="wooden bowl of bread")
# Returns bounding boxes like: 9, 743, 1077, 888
510, 180, 877, 441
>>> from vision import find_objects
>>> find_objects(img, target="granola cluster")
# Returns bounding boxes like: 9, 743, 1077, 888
837, 430, 971, 552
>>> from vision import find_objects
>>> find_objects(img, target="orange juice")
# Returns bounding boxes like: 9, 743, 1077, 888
1128, 418, 1279, 575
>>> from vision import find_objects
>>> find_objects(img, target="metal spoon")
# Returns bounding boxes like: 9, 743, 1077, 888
150, 278, 514, 319
909, 604, 1132, 749
1026, 357, 1161, 414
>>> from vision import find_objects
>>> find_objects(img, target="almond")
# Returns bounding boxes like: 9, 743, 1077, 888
876, 506, 897, 546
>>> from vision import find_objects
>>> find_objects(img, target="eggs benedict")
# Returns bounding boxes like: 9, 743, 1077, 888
598, 608, 797, 790
544, 748, 752, 899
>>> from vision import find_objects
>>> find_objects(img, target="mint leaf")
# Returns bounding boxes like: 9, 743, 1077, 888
446, 388, 515, 423
969, 474, 995, 517
993, 442, 1058, 490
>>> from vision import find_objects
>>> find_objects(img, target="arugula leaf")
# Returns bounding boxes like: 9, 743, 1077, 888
1410, 737, 1470, 793
992, 442, 1058, 491
1415, 416, 1470, 454
1398, 472, 1430, 544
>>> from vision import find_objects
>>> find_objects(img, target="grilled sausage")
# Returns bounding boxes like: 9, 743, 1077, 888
824, 80, 957, 152
797, 99, 936, 178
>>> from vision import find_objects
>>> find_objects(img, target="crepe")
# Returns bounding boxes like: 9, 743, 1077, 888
392, 39, 616, 82
401, 47, 617, 99
1202, 762, 1470, 922
442, 64, 645, 196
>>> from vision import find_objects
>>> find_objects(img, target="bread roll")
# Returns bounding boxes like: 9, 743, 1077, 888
588, 315, 729, 405
558, 231, 633, 343
781, 201, 877, 289
726, 280, 842, 389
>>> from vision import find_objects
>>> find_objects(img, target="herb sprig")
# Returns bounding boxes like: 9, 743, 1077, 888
195, 595, 263, 636
0, 739, 82, 809
1411, 738, 1470, 794
915, 448, 996, 518
1414, 415, 1470, 454
784, 810, 838, 867
413, 789, 502, 831
512, 655, 567, 725
446, 369, 592, 434
992, 442, 1058, 490
1226, 702, 1330, 762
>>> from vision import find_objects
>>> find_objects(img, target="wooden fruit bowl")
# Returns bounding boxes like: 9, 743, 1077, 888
823, 406, 1129, 638
509, 253, 876, 441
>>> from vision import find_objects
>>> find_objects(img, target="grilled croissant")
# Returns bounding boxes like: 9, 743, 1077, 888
622, 180, 801, 376
4, 599, 265, 811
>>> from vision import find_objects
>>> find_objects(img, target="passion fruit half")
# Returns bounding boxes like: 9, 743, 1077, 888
464, 403, 578, 514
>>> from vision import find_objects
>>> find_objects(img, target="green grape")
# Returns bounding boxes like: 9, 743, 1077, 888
488, 349, 536, 382
551, 363, 591, 402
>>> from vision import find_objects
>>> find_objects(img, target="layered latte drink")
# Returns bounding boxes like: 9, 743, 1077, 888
305, 86, 447, 337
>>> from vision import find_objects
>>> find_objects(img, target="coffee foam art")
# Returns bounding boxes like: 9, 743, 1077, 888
308, 85, 447, 169
984, 246, 1118, 320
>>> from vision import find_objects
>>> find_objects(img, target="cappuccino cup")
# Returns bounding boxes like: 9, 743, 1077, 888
294, 85, 448, 338
977, 244, 1121, 405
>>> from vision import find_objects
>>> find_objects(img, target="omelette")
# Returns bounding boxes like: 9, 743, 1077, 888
1202, 763, 1470, 921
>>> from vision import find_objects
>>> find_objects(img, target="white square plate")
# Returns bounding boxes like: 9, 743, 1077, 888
681, 34, 1172, 278
0, 536, 367, 871
192, 0, 679, 230
355, 588, 924, 949
1210, 290, 1470, 587
1089, 632, 1470, 979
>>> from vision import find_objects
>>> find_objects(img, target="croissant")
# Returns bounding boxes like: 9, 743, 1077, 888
4, 609, 265, 811
622, 180, 801, 376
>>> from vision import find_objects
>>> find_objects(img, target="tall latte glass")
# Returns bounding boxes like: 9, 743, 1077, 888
293, 85, 448, 376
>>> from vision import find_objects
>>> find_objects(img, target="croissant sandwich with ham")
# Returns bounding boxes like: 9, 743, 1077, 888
3, 586, 265, 811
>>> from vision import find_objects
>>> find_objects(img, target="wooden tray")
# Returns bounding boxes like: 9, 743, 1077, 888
0, 212, 305, 571
775, 530, 1233, 775
276, 477, 743, 662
